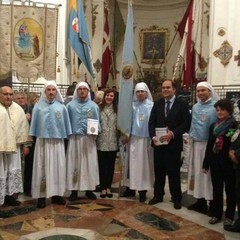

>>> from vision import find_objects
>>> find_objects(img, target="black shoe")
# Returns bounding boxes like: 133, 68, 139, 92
120, 188, 136, 197
51, 196, 66, 205
106, 193, 113, 198
174, 201, 182, 210
4, 195, 20, 206
106, 189, 113, 198
139, 191, 147, 203
139, 195, 146, 203
209, 217, 221, 225
37, 198, 46, 208
187, 199, 208, 214
69, 191, 78, 202
85, 191, 97, 200
148, 196, 163, 205
224, 219, 240, 232
100, 190, 107, 198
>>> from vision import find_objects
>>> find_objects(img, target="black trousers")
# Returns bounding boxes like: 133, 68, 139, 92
97, 150, 117, 190
23, 145, 34, 194
210, 161, 236, 220
235, 166, 240, 218
153, 148, 182, 202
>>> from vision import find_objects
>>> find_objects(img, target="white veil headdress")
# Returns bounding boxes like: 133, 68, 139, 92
196, 81, 220, 102
39, 80, 64, 103
133, 82, 153, 102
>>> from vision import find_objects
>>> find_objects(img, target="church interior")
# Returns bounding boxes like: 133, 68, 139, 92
0, 0, 240, 239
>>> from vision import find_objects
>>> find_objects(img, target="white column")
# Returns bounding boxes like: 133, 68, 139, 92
208, 0, 240, 85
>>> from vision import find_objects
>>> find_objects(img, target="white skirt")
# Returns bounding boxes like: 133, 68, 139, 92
187, 139, 213, 200
66, 135, 99, 191
0, 147, 23, 205
31, 138, 66, 199
123, 136, 154, 191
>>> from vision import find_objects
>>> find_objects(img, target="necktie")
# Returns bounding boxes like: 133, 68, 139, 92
166, 100, 170, 117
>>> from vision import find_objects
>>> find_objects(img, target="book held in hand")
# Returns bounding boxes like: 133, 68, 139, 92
87, 118, 99, 135
155, 127, 168, 145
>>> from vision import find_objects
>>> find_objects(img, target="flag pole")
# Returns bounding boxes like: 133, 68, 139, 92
117, 0, 134, 198
134, 51, 144, 80
172, 54, 181, 81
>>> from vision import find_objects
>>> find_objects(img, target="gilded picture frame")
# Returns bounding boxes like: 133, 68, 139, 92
139, 26, 169, 64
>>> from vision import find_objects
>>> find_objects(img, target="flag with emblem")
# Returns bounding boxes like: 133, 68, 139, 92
101, 8, 112, 88
117, 0, 134, 139
68, 0, 96, 79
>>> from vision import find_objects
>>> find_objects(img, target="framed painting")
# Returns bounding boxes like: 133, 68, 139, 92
139, 26, 169, 64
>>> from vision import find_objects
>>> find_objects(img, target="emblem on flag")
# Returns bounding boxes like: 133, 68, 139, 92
122, 64, 133, 80
72, 18, 79, 33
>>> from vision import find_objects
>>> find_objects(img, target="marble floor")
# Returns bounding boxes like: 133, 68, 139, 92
0, 172, 239, 239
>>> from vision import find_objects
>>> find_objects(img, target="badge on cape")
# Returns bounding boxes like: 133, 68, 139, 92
55, 111, 62, 119
231, 129, 240, 142
87, 110, 93, 118
122, 64, 133, 80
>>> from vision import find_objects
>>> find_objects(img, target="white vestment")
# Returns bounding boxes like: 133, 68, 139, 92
123, 136, 154, 190
0, 147, 23, 205
31, 138, 66, 198
0, 102, 30, 153
66, 135, 99, 191
0, 102, 30, 205
187, 139, 213, 200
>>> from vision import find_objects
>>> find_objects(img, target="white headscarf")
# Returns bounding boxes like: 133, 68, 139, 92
73, 81, 90, 100
39, 80, 64, 103
196, 81, 220, 102
133, 82, 153, 102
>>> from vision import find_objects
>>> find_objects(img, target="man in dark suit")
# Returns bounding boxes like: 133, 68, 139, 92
148, 79, 191, 209
14, 92, 34, 196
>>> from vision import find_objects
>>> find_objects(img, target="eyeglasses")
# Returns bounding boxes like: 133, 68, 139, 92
0, 93, 13, 96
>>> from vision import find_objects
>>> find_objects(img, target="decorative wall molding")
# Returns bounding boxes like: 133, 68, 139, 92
213, 40, 233, 66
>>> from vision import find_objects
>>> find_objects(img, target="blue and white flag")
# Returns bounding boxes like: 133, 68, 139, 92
117, 0, 134, 138
68, 0, 96, 79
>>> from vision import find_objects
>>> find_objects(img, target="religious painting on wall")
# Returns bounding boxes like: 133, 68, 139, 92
139, 26, 169, 64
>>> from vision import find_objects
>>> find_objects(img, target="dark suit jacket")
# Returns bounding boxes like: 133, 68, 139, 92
203, 120, 238, 171
149, 97, 191, 153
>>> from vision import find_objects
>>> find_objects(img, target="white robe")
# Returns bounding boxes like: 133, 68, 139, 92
0, 102, 30, 205
0, 102, 30, 153
187, 139, 213, 200
123, 136, 154, 191
66, 135, 99, 191
0, 147, 23, 205
31, 138, 66, 198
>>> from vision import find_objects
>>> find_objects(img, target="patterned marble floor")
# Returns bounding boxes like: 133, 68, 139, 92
0, 194, 226, 240
0, 167, 239, 239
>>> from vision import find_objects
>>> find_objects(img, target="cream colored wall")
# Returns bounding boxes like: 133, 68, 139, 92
10, 0, 229, 88
208, 0, 240, 86
55, 0, 187, 87
110, 2, 188, 90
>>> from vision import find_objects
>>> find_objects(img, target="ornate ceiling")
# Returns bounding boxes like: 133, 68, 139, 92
117, 0, 189, 10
